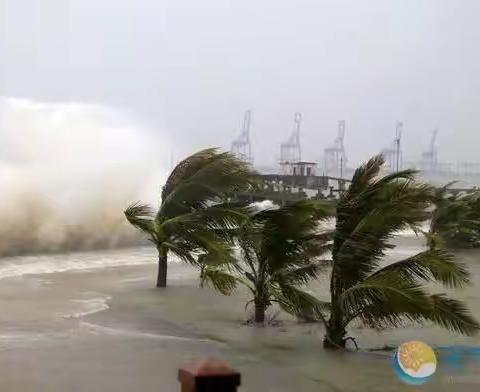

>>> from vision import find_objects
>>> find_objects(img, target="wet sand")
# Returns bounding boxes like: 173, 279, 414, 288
1, 242, 480, 391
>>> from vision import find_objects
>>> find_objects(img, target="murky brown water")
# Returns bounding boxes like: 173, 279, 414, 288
1, 236, 480, 391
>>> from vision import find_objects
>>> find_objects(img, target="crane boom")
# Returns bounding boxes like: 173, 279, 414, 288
280, 112, 302, 164
231, 110, 253, 163
430, 129, 438, 151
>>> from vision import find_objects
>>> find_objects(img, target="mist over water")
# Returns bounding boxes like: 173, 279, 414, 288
0, 97, 169, 257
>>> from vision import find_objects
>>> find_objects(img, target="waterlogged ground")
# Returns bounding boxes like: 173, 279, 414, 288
0, 237, 480, 391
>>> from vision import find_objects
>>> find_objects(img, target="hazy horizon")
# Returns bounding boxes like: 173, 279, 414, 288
2, 0, 480, 167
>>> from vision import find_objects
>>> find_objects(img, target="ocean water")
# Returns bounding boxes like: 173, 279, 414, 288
0, 236, 479, 391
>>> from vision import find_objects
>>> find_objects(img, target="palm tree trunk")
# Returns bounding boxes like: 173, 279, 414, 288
156, 249, 168, 288
324, 305, 346, 349
254, 302, 265, 323
323, 312, 347, 349
325, 268, 345, 348
427, 222, 435, 250
323, 328, 346, 349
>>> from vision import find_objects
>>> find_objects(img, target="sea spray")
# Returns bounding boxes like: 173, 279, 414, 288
0, 97, 169, 256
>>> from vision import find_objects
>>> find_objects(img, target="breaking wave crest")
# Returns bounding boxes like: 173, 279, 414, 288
0, 97, 169, 257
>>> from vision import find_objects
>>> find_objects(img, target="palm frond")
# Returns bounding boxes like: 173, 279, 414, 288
259, 200, 332, 272
161, 147, 219, 201
432, 181, 458, 203
430, 187, 480, 249
426, 294, 480, 336
303, 230, 334, 258
124, 202, 155, 236
162, 240, 197, 264
160, 205, 247, 261
346, 155, 385, 197
235, 230, 261, 284
201, 198, 333, 323
369, 249, 470, 288
341, 155, 419, 209
275, 262, 330, 285
333, 175, 434, 288
326, 155, 479, 346
160, 149, 256, 217
162, 204, 249, 239
197, 248, 236, 268
274, 284, 330, 325
350, 293, 480, 336
200, 268, 239, 295
176, 230, 235, 264
352, 301, 427, 330
340, 274, 431, 324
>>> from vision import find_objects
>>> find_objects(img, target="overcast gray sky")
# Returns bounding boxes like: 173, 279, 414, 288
1, 0, 480, 166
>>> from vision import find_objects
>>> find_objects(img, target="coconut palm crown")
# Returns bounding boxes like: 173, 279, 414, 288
124, 148, 256, 287
201, 199, 333, 323
320, 155, 479, 348
429, 184, 480, 249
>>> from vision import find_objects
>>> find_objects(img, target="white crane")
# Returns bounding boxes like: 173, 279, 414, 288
324, 120, 347, 177
280, 112, 302, 164
382, 121, 403, 172
231, 110, 252, 163
421, 129, 438, 172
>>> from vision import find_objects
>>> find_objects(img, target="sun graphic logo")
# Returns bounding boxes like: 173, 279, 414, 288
393, 341, 437, 385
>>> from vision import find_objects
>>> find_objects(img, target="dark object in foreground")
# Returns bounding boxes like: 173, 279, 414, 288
178, 359, 241, 392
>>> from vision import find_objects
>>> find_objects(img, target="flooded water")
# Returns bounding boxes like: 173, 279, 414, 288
1, 236, 480, 391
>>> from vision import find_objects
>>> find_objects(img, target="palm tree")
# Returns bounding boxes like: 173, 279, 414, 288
201, 200, 333, 323
429, 185, 480, 249
124, 148, 255, 287
319, 155, 479, 349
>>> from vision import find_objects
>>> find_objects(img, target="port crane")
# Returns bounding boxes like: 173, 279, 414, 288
280, 112, 302, 164
382, 121, 403, 172
421, 129, 438, 172
324, 120, 347, 177
231, 110, 252, 163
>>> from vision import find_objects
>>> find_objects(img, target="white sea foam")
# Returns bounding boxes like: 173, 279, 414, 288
0, 254, 147, 279
63, 296, 112, 319
0, 247, 184, 280
79, 321, 207, 342
0, 97, 169, 256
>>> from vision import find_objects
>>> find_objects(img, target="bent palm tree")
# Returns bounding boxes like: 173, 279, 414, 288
124, 148, 255, 287
429, 185, 480, 249
320, 155, 479, 349
201, 200, 333, 323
